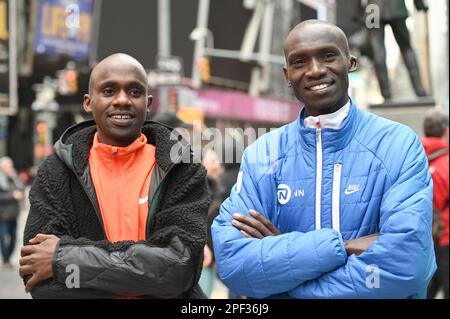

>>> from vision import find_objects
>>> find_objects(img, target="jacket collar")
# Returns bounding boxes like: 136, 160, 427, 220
296, 98, 360, 153
304, 101, 350, 129
54, 120, 191, 177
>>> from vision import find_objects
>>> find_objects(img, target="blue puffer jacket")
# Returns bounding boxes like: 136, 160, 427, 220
212, 100, 436, 299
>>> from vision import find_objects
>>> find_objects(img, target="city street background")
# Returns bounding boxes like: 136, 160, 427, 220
0, 0, 448, 299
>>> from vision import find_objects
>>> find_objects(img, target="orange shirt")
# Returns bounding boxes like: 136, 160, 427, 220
89, 133, 156, 242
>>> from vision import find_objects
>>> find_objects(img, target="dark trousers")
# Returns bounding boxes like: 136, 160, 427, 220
428, 244, 449, 299
0, 220, 17, 264
368, 18, 426, 98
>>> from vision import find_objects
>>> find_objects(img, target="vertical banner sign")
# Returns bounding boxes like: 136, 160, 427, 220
34, 0, 94, 61
0, 0, 10, 110
0, 0, 17, 115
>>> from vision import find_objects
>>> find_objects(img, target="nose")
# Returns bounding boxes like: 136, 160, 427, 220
306, 58, 326, 78
112, 89, 131, 107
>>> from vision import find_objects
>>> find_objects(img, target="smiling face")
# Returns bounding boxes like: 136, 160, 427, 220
83, 54, 152, 147
283, 22, 357, 116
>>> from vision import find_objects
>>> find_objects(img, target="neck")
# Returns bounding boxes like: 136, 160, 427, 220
305, 96, 349, 117
97, 132, 141, 147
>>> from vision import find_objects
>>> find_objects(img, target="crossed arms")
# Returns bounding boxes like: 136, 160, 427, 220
233, 210, 379, 257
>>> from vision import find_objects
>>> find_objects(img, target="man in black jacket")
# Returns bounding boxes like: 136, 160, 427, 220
0, 157, 24, 268
19, 53, 210, 298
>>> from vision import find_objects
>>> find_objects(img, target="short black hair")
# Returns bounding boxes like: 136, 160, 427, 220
285, 19, 350, 57
423, 109, 449, 137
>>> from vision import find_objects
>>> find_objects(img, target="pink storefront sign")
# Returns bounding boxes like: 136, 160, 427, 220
195, 89, 301, 124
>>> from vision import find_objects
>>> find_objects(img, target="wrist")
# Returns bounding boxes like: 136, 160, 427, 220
344, 239, 354, 255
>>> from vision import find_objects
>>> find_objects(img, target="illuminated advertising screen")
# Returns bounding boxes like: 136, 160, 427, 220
34, 0, 94, 61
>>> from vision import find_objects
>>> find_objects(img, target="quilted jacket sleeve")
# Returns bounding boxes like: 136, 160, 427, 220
212, 148, 347, 298
287, 132, 436, 299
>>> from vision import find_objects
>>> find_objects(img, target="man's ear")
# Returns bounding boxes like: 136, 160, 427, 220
147, 95, 153, 113
83, 94, 92, 113
283, 66, 291, 87
348, 55, 358, 73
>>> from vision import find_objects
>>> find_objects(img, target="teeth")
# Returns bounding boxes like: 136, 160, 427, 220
111, 115, 131, 119
310, 83, 330, 91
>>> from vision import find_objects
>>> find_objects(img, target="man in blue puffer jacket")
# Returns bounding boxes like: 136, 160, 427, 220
211, 19, 436, 299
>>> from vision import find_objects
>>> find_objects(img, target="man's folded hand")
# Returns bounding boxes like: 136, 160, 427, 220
232, 210, 281, 239
19, 234, 60, 293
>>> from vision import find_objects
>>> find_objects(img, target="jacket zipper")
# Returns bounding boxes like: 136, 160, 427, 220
315, 127, 322, 230
332, 163, 342, 233
76, 170, 107, 238
145, 171, 169, 238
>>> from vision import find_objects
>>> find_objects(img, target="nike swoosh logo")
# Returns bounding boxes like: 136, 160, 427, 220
344, 189, 361, 195
138, 196, 148, 205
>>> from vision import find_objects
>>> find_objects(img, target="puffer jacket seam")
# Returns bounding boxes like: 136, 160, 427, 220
254, 134, 301, 186
286, 234, 299, 284
312, 232, 323, 272
259, 239, 269, 293
353, 135, 394, 186
255, 158, 281, 186
346, 260, 358, 298
242, 261, 255, 297
384, 209, 432, 235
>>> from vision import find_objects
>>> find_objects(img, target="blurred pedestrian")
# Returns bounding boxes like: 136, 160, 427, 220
422, 109, 449, 299
0, 157, 25, 268
212, 20, 435, 299
18, 167, 35, 187
200, 148, 225, 297
221, 131, 244, 200
20, 53, 209, 298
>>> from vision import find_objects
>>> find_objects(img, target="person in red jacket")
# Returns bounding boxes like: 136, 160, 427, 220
422, 109, 449, 299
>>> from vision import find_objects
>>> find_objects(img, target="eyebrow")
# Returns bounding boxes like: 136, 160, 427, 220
287, 44, 344, 61
97, 80, 147, 90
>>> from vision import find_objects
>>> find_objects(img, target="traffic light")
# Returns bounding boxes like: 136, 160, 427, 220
57, 62, 78, 95
168, 88, 178, 113
64, 69, 78, 94
35, 122, 48, 159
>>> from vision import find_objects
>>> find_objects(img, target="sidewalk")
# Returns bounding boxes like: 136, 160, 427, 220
210, 276, 229, 299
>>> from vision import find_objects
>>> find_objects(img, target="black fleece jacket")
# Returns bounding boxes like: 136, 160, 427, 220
23, 120, 210, 298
